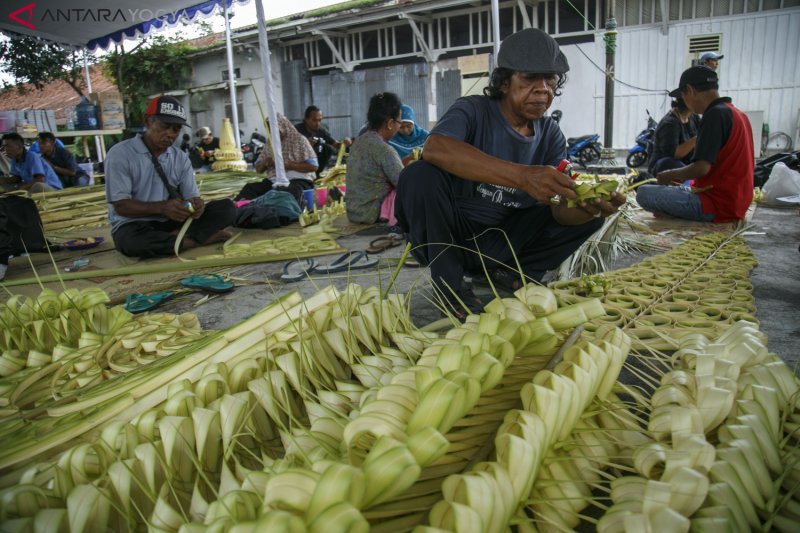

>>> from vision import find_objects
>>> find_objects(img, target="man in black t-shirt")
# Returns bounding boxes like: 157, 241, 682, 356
394, 29, 625, 319
37, 132, 90, 187
648, 99, 699, 175
294, 106, 351, 176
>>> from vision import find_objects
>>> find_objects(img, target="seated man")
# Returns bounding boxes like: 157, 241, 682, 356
37, 132, 90, 187
193, 126, 220, 172
637, 66, 754, 223
0, 133, 63, 194
104, 95, 236, 258
295, 106, 351, 176
395, 28, 625, 319
648, 98, 699, 176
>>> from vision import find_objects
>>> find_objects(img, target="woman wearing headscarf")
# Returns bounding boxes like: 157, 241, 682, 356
388, 104, 430, 163
346, 92, 404, 224
379, 104, 430, 226
235, 113, 318, 201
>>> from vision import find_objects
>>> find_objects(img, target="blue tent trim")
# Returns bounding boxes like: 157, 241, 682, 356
86, 0, 250, 50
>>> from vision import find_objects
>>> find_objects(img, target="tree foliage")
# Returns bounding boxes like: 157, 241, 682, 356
0, 36, 85, 97
103, 36, 194, 127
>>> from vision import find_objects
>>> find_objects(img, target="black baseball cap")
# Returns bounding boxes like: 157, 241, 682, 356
497, 28, 570, 74
669, 66, 719, 97
145, 95, 189, 126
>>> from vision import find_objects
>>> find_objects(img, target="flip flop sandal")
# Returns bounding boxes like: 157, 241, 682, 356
403, 258, 422, 268
180, 273, 235, 293
366, 235, 404, 254
313, 251, 379, 274
124, 291, 174, 314
280, 258, 318, 282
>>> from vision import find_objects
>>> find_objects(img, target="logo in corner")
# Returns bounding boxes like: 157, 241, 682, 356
9, 3, 36, 30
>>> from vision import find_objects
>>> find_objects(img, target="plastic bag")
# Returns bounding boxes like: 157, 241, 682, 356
762, 163, 800, 206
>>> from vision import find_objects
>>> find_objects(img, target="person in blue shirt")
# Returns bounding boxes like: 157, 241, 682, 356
28, 137, 65, 154
37, 132, 90, 187
1, 132, 63, 194
394, 28, 625, 319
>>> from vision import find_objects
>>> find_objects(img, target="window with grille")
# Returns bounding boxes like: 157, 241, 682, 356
221, 68, 241, 82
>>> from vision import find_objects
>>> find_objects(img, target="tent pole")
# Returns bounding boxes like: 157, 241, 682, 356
254, 0, 286, 185
223, 1, 241, 148
83, 53, 104, 162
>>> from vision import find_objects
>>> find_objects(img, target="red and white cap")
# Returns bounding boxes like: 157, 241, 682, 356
145, 95, 189, 126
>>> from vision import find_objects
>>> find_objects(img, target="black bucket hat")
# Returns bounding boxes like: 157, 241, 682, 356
497, 28, 570, 74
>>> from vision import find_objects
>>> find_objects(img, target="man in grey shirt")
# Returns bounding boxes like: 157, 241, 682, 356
105, 96, 235, 258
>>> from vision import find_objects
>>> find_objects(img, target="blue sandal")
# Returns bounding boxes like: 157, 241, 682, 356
280, 258, 318, 282
313, 251, 379, 274
180, 273, 235, 293
124, 292, 174, 314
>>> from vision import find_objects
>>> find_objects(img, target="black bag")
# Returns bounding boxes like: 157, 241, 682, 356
233, 204, 282, 230
0, 196, 48, 256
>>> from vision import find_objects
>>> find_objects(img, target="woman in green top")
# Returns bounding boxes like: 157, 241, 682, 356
345, 92, 404, 224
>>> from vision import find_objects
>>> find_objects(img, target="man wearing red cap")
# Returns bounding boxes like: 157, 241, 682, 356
104, 95, 235, 257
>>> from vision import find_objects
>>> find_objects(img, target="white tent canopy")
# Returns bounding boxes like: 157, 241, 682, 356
1, 0, 286, 180
0, 0, 247, 50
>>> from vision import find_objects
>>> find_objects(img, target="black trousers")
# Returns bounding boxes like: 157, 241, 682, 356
394, 161, 603, 292
0, 196, 48, 264
112, 199, 236, 258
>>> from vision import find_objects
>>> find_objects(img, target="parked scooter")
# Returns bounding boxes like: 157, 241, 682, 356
551, 110, 602, 168
626, 110, 657, 168
242, 131, 267, 164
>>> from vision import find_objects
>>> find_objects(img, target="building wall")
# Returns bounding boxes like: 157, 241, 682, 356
187, 5, 799, 151
589, 7, 800, 149
187, 48, 285, 141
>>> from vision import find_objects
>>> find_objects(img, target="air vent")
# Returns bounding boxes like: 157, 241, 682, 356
688, 34, 722, 53
687, 34, 722, 67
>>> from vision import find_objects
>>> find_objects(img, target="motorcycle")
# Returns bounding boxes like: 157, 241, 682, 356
550, 110, 602, 168
626, 110, 657, 168
242, 131, 267, 165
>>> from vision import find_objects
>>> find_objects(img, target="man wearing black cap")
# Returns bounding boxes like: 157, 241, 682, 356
636, 66, 753, 223
394, 28, 625, 320
104, 95, 236, 258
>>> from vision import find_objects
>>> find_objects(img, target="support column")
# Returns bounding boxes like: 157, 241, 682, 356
254, 0, 286, 184
599, 7, 618, 168
223, 1, 241, 148
490, 0, 501, 70
83, 53, 104, 162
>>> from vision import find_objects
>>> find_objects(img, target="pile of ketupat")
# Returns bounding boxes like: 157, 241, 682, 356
0, 232, 797, 532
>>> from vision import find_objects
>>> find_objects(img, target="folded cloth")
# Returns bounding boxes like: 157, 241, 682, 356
253, 190, 301, 222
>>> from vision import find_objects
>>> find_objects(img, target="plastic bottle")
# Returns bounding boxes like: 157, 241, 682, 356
76, 97, 98, 130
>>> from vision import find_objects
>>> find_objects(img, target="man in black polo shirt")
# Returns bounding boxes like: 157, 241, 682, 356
637, 66, 753, 223
37, 132, 90, 187
294, 106, 351, 176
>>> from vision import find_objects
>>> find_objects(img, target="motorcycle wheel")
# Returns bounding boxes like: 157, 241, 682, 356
578, 146, 601, 166
626, 152, 647, 168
